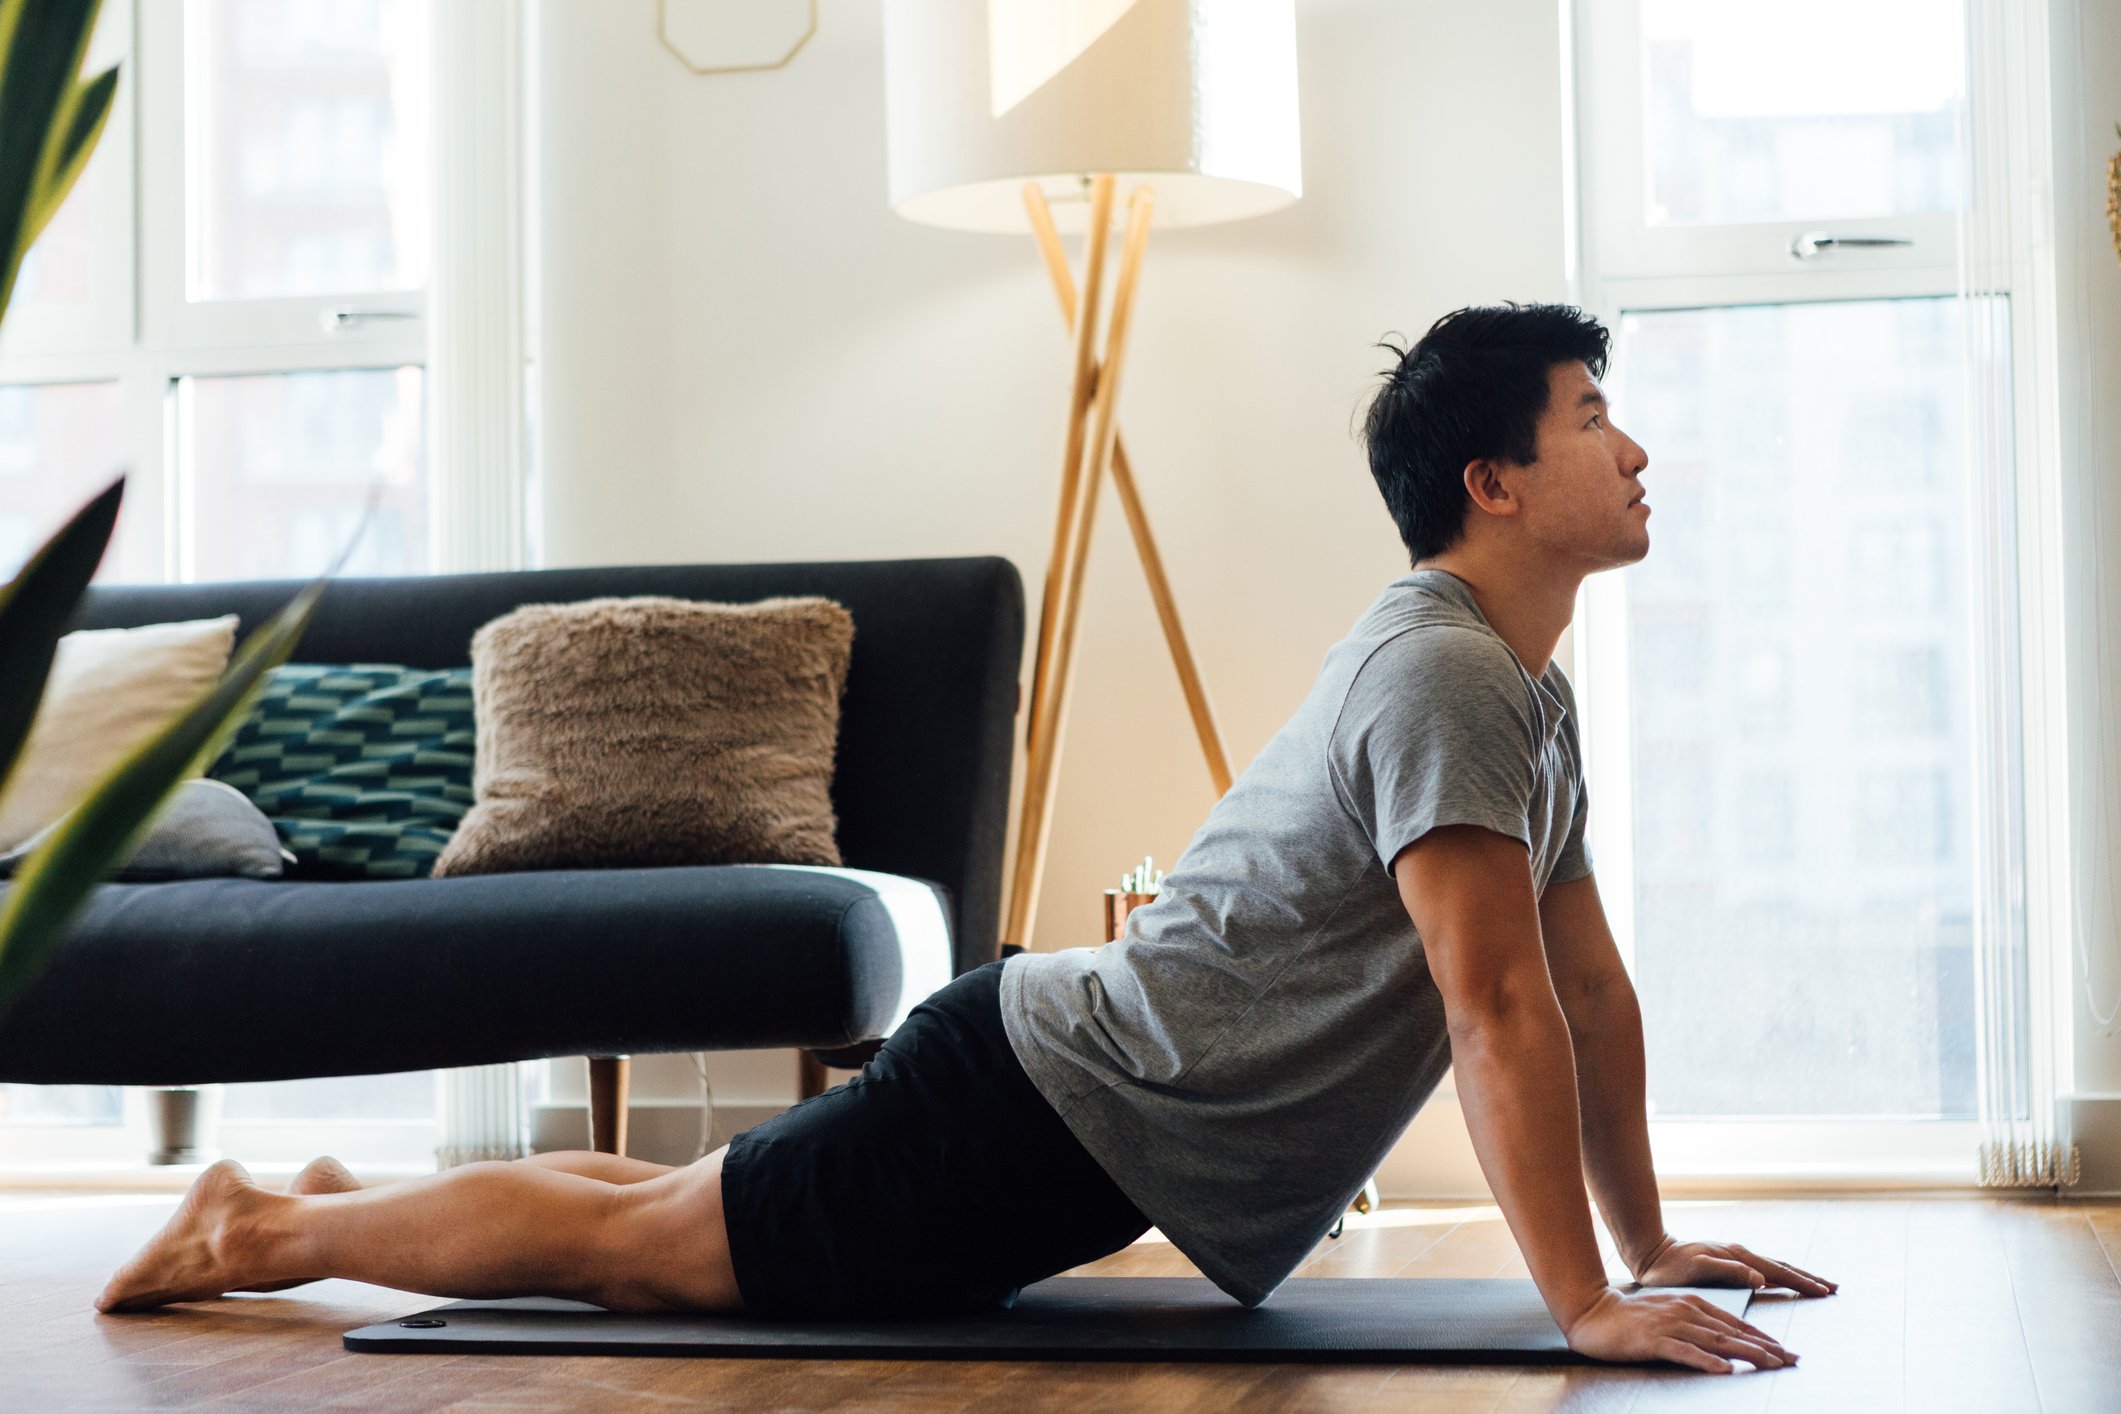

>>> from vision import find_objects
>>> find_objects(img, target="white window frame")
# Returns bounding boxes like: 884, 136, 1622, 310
1568, 0, 2058, 1184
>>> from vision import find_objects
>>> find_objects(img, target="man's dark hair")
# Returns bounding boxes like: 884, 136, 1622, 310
1361, 302, 1611, 565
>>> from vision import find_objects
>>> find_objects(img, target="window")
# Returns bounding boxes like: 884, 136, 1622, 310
0, 0, 440, 1165
1575, 0, 2020, 1174
0, 0, 431, 585
176, 366, 428, 580
0, 381, 133, 577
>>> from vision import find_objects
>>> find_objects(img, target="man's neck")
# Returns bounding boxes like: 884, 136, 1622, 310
1410, 550, 1582, 679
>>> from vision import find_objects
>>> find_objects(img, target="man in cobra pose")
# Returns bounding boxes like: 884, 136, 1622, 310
100, 303, 1834, 1374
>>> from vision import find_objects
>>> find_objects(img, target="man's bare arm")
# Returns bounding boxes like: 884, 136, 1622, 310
1537, 872, 1666, 1277
1393, 826, 1606, 1328
1539, 873, 1840, 1299
1394, 826, 1795, 1370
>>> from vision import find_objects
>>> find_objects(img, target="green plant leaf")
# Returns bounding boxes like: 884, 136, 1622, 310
22, 65, 116, 253
0, 477, 121, 807
0, 0, 108, 325
0, 578, 326, 1023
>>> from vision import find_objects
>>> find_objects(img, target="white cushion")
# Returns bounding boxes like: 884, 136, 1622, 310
758, 864, 956, 1036
0, 616, 239, 852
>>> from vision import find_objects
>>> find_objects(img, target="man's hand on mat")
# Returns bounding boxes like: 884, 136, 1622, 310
1563, 1287, 1798, 1374
1632, 1234, 1839, 1297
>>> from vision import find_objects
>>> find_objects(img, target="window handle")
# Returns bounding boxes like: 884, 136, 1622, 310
1789, 231, 1916, 259
322, 306, 420, 332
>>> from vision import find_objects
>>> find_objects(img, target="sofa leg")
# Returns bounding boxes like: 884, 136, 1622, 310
587, 1055, 630, 1156
798, 1051, 829, 1100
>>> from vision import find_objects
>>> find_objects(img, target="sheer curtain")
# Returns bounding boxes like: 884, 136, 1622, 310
1961, 0, 2077, 1188
437, 1063, 528, 1169
429, 0, 531, 1171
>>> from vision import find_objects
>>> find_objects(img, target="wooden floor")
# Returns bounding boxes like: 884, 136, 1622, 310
6, 1190, 2120, 1412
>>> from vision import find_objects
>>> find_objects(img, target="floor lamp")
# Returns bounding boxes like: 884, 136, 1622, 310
882, 0, 1302, 952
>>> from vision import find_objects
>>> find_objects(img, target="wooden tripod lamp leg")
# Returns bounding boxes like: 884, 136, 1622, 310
1024, 189, 1236, 797
1021, 175, 1116, 780
1004, 177, 1117, 957
1107, 446, 1234, 794
1003, 184, 1155, 955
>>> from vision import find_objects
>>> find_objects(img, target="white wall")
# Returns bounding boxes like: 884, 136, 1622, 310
532, 0, 1567, 1191
2052, 0, 2121, 1190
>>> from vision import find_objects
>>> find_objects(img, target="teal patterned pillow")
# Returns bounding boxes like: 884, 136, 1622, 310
209, 664, 475, 880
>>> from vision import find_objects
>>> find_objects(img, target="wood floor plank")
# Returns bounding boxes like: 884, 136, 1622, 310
1378, 1210, 1524, 1281
1901, 1198, 2038, 1413
1064, 1228, 1203, 1279
1746, 1200, 1906, 1414
1292, 1207, 1476, 1279
3, 1191, 2098, 1410
1999, 1200, 2121, 1414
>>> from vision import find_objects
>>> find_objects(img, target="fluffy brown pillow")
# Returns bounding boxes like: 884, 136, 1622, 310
430, 595, 854, 878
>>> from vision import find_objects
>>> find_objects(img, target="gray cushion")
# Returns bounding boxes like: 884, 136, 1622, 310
0, 779, 291, 882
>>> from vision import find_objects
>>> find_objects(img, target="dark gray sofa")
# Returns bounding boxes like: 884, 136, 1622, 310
0, 558, 1023, 1135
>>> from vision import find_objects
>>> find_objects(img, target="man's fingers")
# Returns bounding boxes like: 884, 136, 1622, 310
1654, 1336, 1733, 1374
1701, 1256, 1767, 1288
1684, 1295, 1791, 1353
1729, 1245, 1838, 1294
1676, 1322, 1793, 1369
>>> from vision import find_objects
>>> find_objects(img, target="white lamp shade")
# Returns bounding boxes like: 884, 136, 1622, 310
882, 0, 1302, 233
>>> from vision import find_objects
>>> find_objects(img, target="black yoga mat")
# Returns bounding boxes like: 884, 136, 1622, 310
344, 1277, 1751, 1364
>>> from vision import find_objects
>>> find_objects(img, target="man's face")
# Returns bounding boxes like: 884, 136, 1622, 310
1508, 360, 1652, 572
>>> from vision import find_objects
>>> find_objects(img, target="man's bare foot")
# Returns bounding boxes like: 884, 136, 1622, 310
284, 1155, 361, 1197
234, 1156, 361, 1293
97, 1159, 275, 1313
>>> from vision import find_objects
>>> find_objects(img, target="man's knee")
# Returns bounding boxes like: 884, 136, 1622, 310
591, 1154, 744, 1312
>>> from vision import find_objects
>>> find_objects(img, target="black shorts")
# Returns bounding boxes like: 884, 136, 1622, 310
720, 960, 1150, 1318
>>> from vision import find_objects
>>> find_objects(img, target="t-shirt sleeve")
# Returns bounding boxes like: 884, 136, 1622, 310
1551, 777, 1593, 883
1328, 628, 1539, 873
1546, 669, 1593, 885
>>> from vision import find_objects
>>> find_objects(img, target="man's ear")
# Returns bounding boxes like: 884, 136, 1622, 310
1461, 458, 1521, 519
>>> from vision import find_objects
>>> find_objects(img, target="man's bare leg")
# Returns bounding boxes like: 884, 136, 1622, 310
231, 1151, 681, 1294
97, 1147, 744, 1314
237, 1156, 363, 1292
519, 1151, 679, 1184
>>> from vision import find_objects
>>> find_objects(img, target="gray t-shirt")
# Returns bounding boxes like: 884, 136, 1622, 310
1001, 568, 1591, 1307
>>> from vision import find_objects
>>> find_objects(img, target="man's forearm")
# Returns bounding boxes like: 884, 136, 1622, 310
1450, 994, 1612, 1332
1566, 982, 1666, 1275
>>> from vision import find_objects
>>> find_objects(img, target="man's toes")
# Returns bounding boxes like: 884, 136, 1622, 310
96, 1160, 259, 1313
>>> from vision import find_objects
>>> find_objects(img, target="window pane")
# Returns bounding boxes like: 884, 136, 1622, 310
223, 1072, 434, 1121
1641, 0, 1964, 226
177, 367, 427, 580
0, 1085, 123, 1125
10, 153, 99, 312
1612, 298, 1989, 1118
0, 381, 148, 582
7, 0, 118, 319
186, 0, 431, 299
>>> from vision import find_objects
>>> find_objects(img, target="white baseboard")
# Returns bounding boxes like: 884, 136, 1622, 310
2066, 1093, 2121, 1194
